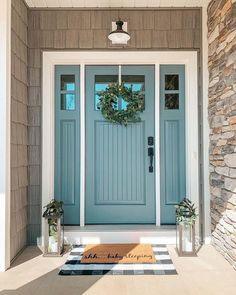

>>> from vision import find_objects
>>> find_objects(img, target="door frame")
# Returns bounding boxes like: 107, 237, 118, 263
42, 51, 199, 236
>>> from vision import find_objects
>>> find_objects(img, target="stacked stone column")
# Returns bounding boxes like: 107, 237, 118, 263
208, 0, 236, 269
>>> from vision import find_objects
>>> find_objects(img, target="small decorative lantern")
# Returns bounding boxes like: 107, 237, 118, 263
175, 198, 197, 256
43, 199, 64, 257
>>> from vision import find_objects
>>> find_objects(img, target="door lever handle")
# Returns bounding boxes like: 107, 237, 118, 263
148, 147, 154, 173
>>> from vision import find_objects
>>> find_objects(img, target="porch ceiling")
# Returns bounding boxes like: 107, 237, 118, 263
25, 0, 208, 8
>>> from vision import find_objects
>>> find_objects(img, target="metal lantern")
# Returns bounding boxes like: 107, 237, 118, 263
176, 222, 196, 256
43, 199, 64, 257
176, 198, 197, 256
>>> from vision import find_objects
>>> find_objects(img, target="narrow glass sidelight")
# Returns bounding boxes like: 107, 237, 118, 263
55, 65, 80, 225
160, 65, 186, 224
61, 94, 76, 110
164, 74, 180, 110
165, 74, 179, 90
60, 75, 76, 110
61, 75, 75, 91
165, 93, 179, 110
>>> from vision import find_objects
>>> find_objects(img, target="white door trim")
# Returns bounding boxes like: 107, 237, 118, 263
42, 51, 199, 241
155, 63, 161, 226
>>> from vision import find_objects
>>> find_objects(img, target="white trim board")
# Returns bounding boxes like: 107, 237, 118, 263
64, 225, 176, 245
42, 51, 200, 243
26, 0, 210, 8
0, 0, 11, 272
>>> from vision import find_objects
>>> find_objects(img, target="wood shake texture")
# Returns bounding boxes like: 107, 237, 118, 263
11, 0, 28, 260
208, 0, 236, 269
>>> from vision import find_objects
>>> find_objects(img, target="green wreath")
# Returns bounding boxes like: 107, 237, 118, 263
97, 83, 144, 125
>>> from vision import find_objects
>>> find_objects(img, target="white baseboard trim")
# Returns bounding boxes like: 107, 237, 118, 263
64, 225, 176, 245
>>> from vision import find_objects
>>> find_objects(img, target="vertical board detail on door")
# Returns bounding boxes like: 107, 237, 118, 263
60, 120, 75, 205
95, 122, 145, 205
55, 66, 80, 224
160, 65, 186, 224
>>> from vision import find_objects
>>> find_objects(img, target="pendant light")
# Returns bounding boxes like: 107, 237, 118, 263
108, 20, 130, 45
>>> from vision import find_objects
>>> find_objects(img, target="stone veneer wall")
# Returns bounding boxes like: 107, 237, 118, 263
27, 8, 201, 244
11, 0, 28, 260
208, 0, 236, 269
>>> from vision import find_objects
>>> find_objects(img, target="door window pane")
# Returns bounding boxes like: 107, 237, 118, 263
61, 94, 76, 111
95, 74, 145, 111
60, 74, 76, 110
122, 75, 145, 110
95, 75, 118, 110
165, 94, 179, 110
165, 75, 179, 90
61, 75, 75, 91
122, 75, 145, 92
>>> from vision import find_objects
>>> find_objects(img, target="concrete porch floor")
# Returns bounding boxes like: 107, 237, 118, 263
0, 245, 235, 295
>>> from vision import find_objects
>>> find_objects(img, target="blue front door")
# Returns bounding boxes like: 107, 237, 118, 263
85, 65, 155, 224
160, 65, 186, 224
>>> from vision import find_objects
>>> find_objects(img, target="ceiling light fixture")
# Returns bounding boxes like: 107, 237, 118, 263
108, 20, 130, 45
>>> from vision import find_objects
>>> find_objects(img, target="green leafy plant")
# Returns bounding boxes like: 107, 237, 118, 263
175, 198, 198, 225
43, 199, 64, 238
97, 83, 144, 126
43, 199, 63, 218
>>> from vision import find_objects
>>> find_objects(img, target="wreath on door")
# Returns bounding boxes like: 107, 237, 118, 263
97, 83, 144, 126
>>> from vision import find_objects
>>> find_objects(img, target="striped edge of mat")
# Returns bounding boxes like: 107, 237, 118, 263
59, 244, 177, 276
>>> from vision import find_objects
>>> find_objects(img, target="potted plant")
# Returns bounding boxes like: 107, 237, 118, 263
175, 198, 198, 256
42, 199, 64, 256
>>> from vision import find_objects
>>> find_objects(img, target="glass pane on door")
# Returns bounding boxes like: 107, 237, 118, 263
95, 74, 145, 111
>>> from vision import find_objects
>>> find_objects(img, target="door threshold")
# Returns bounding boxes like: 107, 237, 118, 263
64, 225, 176, 245
65, 224, 175, 231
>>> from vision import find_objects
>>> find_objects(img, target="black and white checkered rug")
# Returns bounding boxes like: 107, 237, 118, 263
59, 244, 177, 276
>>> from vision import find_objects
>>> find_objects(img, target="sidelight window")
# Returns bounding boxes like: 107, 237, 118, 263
60, 75, 76, 110
164, 74, 179, 110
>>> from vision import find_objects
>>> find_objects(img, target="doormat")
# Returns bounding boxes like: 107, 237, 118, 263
59, 244, 177, 276
80, 244, 156, 264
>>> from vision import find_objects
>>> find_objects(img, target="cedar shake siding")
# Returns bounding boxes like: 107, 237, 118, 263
11, 0, 28, 260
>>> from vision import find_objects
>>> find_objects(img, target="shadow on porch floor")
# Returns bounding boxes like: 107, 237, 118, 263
0, 245, 235, 295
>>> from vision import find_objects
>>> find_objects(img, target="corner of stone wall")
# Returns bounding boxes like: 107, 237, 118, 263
208, 0, 236, 270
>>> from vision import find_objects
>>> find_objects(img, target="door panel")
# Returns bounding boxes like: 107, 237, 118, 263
55, 65, 80, 225
60, 120, 76, 205
95, 122, 145, 205
86, 65, 155, 224
160, 65, 186, 224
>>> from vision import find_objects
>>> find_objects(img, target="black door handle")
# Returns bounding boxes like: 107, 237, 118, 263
148, 147, 154, 173
148, 136, 154, 146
